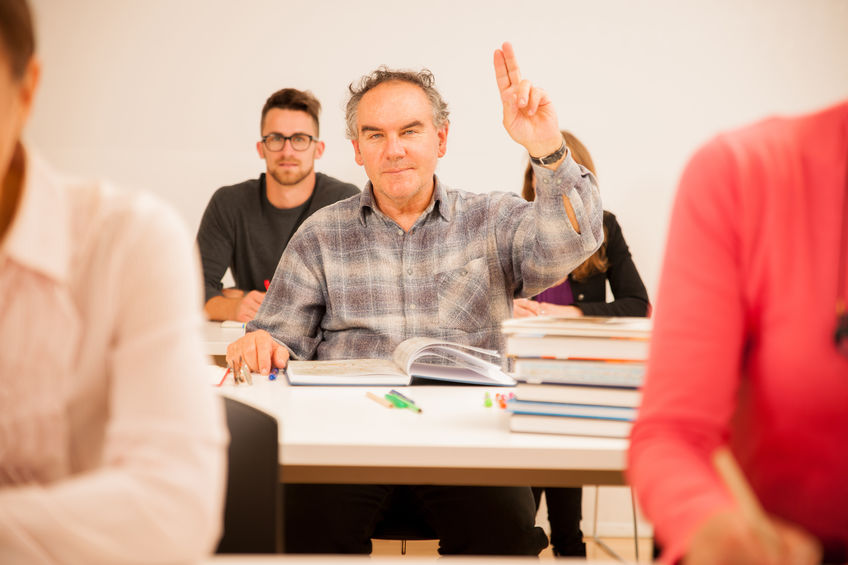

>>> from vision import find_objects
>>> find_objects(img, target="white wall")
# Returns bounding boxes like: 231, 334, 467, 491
26, 0, 848, 298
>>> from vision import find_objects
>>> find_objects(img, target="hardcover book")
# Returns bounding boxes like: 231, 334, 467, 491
286, 337, 515, 386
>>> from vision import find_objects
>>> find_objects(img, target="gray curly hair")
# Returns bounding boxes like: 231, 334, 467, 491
344, 66, 450, 140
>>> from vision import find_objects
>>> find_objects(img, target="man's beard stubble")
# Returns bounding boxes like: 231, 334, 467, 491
270, 161, 314, 187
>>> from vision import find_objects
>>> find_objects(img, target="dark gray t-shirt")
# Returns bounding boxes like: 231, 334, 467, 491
196, 172, 360, 302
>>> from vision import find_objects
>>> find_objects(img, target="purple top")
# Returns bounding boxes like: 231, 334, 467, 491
535, 278, 573, 306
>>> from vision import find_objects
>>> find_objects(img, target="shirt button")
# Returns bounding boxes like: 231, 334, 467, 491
407, 268, 413, 275
397, 229, 403, 236
410, 304, 417, 310
577, 294, 585, 300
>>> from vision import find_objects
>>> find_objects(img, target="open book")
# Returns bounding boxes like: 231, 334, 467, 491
285, 337, 516, 386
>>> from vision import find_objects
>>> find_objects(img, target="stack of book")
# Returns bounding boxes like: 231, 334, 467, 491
501, 316, 651, 438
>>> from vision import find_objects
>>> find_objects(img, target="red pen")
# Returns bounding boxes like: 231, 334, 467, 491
216, 367, 230, 387
264, 279, 270, 291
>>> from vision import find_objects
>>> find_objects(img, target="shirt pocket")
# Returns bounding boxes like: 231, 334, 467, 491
435, 256, 492, 332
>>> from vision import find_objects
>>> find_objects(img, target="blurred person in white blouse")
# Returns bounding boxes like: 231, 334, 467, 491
0, 0, 227, 563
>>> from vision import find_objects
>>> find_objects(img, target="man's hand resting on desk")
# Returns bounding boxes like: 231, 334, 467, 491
226, 329, 289, 376
513, 298, 583, 318
205, 289, 266, 322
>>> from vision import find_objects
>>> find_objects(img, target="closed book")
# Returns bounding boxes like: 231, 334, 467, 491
506, 399, 637, 420
505, 334, 649, 361
511, 358, 645, 387
509, 414, 633, 438
514, 383, 642, 408
502, 316, 651, 339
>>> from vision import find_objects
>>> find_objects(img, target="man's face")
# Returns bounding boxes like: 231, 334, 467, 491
352, 81, 447, 206
256, 108, 324, 187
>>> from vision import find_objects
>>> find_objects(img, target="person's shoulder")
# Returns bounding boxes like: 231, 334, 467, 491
297, 191, 362, 232
63, 178, 190, 253
602, 210, 620, 230
209, 176, 262, 204
437, 185, 526, 224
708, 101, 848, 167
314, 172, 360, 199
443, 185, 523, 206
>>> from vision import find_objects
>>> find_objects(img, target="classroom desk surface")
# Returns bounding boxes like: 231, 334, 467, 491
219, 377, 628, 487
204, 321, 245, 356
206, 557, 622, 564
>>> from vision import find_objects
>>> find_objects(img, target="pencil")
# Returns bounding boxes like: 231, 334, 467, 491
366, 391, 393, 408
712, 446, 781, 555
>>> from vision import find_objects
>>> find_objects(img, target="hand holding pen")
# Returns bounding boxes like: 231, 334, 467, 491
226, 328, 290, 376
229, 354, 253, 386
682, 448, 823, 565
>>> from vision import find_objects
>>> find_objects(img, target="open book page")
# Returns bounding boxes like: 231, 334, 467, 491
285, 358, 410, 386
392, 337, 515, 386
286, 337, 515, 386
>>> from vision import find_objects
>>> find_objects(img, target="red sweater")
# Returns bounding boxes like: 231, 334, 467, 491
628, 101, 848, 563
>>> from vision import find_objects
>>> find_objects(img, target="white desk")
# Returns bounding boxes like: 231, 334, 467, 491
220, 379, 628, 487
207, 556, 618, 564
204, 321, 245, 356
206, 557, 617, 564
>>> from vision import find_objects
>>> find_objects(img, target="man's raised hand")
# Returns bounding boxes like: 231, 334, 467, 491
493, 42, 563, 161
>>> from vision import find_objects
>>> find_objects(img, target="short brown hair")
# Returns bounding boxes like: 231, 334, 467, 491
0, 0, 35, 79
260, 88, 322, 136
522, 130, 608, 281
344, 66, 450, 140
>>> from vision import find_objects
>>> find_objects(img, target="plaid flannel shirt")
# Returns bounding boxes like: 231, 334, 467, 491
248, 152, 602, 359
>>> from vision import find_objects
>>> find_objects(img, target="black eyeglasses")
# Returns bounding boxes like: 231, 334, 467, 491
261, 133, 317, 152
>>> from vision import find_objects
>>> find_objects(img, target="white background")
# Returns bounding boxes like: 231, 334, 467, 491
26, 0, 848, 298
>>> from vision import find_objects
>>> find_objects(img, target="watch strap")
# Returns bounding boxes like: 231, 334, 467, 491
530, 139, 567, 166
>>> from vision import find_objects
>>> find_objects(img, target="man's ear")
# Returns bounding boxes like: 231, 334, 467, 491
352, 139, 364, 166
256, 140, 265, 159
313, 140, 325, 160
437, 120, 449, 158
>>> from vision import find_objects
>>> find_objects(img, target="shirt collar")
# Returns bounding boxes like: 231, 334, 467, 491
356, 174, 452, 226
2, 148, 72, 284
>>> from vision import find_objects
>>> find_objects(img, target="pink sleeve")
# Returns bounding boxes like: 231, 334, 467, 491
627, 137, 747, 563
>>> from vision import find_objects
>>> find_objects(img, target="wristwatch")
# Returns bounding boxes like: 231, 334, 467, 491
529, 139, 567, 166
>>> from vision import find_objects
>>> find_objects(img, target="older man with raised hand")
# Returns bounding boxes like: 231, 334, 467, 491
228, 43, 603, 555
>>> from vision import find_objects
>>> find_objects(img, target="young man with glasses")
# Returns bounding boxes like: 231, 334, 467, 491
197, 88, 359, 322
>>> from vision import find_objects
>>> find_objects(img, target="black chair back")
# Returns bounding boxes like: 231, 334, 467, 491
216, 396, 282, 553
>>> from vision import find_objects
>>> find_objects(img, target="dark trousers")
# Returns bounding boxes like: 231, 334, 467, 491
531, 486, 586, 557
285, 483, 548, 555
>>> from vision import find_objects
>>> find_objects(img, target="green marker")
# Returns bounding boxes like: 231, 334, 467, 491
384, 393, 422, 413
